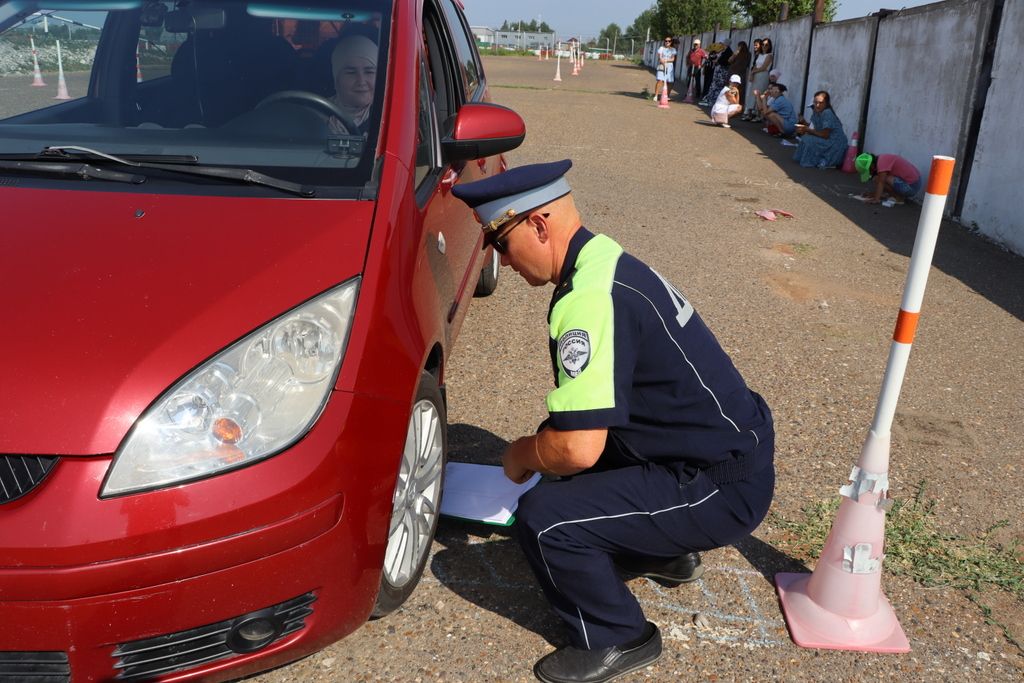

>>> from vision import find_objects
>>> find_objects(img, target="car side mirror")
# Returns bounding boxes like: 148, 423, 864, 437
441, 103, 525, 163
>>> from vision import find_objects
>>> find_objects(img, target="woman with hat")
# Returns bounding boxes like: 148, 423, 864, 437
711, 74, 743, 128
856, 152, 922, 204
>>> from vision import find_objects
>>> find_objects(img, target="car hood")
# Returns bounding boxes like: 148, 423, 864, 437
0, 187, 373, 455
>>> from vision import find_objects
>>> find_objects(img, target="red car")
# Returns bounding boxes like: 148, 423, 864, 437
0, 1, 523, 680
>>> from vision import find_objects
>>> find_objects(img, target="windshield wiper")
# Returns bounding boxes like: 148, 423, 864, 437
40, 146, 316, 198
0, 159, 145, 184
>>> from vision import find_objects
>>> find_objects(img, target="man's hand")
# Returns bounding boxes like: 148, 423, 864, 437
501, 437, 536, 484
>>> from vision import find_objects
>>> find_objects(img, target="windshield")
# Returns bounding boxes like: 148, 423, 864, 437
0, 0, 392, 192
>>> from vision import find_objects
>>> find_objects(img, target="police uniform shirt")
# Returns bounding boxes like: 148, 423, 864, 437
546, 228, 773, 475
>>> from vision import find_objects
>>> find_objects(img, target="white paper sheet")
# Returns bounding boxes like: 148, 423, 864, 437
440, 462, 541, 525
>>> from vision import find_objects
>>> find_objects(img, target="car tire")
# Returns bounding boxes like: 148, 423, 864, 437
473, 246, 500, 297
371, 371, 447, 618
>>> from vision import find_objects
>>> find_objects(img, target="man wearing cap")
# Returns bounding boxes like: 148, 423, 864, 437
686, 39, 707, 99
710, 74, 743, 128
451, 161, 775, 683
856, 152, 922, 204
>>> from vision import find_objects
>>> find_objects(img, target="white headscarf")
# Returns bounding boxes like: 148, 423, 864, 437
330, 34, 378, 127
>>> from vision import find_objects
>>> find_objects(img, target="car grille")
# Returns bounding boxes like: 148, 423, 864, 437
112, 592, 316, 680
0, 455, 59, 504
0, 651, 70, 682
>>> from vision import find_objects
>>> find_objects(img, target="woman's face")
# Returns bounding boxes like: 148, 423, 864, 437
335, 55, 376, 110
812, 93, 828, 112
754, 40, 762, 52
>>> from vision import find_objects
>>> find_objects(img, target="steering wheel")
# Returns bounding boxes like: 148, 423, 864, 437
255, 90, 359, 134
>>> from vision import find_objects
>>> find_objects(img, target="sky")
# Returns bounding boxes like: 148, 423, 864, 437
460, 0, 938, 41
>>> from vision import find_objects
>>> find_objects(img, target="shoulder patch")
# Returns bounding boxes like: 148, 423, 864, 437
557, 329, 591, 378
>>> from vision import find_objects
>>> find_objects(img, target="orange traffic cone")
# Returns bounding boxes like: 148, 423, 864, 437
657, 83, 670, 109
54, 39, 70, 100
841, 131, 860, 173
30, 37, 46, 87
776, 156, 958, 654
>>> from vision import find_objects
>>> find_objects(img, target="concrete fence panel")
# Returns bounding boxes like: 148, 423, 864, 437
805, 17, 878, 142
864, 0, 995, 203
771, 14, 814, 110
961, 0, 1024, 253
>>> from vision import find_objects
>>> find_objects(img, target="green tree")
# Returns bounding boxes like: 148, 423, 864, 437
538, 21, 553, 33
652, 0, 736, 37
597, 22, 622, 47
734, 0, 838, 25
499, 20, 510, 31
625, 6, 657, 41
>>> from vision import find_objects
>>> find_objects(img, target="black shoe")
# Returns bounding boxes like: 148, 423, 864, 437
534, 623, 662, 683
613, 551, 704, 588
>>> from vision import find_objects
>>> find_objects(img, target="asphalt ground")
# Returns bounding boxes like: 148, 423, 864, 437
5, 58, 1021, 681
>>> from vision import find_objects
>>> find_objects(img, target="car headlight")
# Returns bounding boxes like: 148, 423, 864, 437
101, 278, 360, 497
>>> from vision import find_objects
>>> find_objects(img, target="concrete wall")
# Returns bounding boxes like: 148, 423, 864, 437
864, 0, 993, 199
806, 17, 878, 141
960, 0, 1024, 253
771, 14, 813, 109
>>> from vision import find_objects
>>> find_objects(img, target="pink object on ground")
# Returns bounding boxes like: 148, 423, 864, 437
755, 209, 793, 221
658, 84, 670, 109
842, 131, 859, 173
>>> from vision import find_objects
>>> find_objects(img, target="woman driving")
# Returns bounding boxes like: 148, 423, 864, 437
329, 28, 378, 134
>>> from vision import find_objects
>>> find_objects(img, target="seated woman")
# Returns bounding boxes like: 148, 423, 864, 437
710, 74, 743, 128
762, 83, 797, 137
793, 90, 848, 168
329, 27, 378, 135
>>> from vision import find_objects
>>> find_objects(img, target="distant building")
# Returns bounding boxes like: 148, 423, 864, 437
470, 25, 554, 50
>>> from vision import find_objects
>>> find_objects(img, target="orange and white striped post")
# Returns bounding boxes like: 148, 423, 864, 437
775, 156, 956, 653
54, 39, 71, 100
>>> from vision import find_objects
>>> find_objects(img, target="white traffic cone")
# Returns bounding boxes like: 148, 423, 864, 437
30, 37, 46, 87
553, 53, 562, 82
54, 39, 70, 100
135, 41, 143, 83
776, 156, 957, 653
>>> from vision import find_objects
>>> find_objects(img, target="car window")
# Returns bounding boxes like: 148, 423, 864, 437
422, 0, 456, 131
0, 0, 392, 191
414, 53, 437, 189
438, 0, 480, 100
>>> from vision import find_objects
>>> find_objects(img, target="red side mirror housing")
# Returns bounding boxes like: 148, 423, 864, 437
442, 103, 526, 162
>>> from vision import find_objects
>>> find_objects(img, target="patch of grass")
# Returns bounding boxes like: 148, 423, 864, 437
792, 243, 815, 255
772, 481, 1024, 650
773, 481, 1023, 596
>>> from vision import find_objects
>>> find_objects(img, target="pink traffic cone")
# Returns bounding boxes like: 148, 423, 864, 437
841, 131, 860, 173
658, 83, 670, 109
136, 41, 143, 83
776, 156, 958, 654
683, 78, 694, 103
538, 49, 543, 61
30, 37, 46, 87
54, 40, 70, 100
553, 54, 562, 82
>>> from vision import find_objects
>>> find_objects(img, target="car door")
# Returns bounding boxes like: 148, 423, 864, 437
418, 0, 490, 343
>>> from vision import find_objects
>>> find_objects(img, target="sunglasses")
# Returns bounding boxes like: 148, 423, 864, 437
488, 212, 549, 255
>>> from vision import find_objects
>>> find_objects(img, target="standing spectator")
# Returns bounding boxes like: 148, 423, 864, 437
856, 153, 923, 203
762, 83, 797, 137
793, 90, 848, 168
686, 38, 707, 100
743, 39, 773, 120
728, 41, 751, 108
711, 74, 743, 128
700, 40, 733, 107
701, 43, 719, 100
652, 36, 676, 101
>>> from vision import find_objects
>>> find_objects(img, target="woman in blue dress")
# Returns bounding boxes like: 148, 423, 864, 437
793, 90, 848, 168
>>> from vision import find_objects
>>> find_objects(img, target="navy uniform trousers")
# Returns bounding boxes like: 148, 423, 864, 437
514, 447, 774, 650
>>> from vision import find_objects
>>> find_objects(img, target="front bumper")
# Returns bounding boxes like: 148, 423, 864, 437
0, 389, 408, 682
